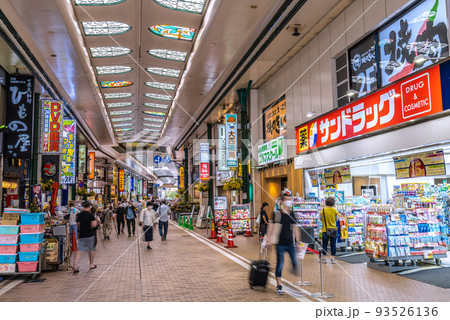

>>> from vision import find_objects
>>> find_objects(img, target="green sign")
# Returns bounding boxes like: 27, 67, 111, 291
258, 136, 286, 166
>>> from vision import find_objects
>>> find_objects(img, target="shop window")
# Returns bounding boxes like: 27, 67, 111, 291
335, 52, 349, 108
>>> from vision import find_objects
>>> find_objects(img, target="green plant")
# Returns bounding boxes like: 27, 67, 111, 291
41, 179, 54, 192
28, 202, 41, 213
223, 177, 243, 191
195, 183, 209, 192
88, 191, 96, 197
76, 187, 88, 196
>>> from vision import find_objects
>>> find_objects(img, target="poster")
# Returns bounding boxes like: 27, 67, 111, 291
88, 152, 95, 180
107, 166, 114, 183
113, 165, 118, 186
309, 171, 319, 187
230, 204, 250, 233
78, 145, 87, 174
225, 114, 238, 167
264, 95, 286, 140
335, 191, 345, 204
258, 135, 286, 166
196, 206, 206, 228
216, 170, 233, 186
214, 196, 228, 227
379, 0, 449, 86
5, 75, 34, 159
118, 169, 125, 192
349, 35, 377, 98
194, 188, 200, 199
217, 124, 228, 170
324, 166, 351, 185
296, 64, 443, 153
393, 150, 445, 179
41, 100, 63, 153
41, 154, 60, 182
200, 142, 209, 181
61, 120, 76, 184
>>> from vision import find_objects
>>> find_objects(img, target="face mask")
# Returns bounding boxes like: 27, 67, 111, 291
283, 200, 293, 208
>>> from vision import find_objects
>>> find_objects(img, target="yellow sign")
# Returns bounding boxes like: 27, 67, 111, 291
118, 169, 125, 192
324, 166, 351, 185
180, 167, 184, 189
394, 150, 446, 179
297, 125, 308, 152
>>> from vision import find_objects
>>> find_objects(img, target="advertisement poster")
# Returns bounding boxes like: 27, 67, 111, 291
264, 95, 286, 140
113, 165, 118, 186
107, 166, 114, 183
324, 166, 351, 185
230, 204, 250, 233
179, 166, 184, 189
309, 171, 319, 187
200, 142, 209, 181
194, 188, 200, 199
379, 0, 448, 86
5, 75, 34, 159
88, 152, 95, 180
41, 154, 60, 182
217, 124, 228, 171
349, 35, 377, 98
393, 149, 446, 179
78, 145, 87, 174
214, 196, 228, 227
61, 120, 76, 184
225, 114, 238, 167
296, 64, 443, 153
335, 191, 345, 204
216, 170, 233, 186
118, 169, 125, 192
196, 206, 206, 228
258, 135, 286, 166
41, 100, 63, 153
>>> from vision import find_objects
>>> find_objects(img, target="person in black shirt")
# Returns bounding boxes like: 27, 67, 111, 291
259, 202, 269, 241
73, 201, 98, 274
115, 202, 126, 235
265, 190, 301, 295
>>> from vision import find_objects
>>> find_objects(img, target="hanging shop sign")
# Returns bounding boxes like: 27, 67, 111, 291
225, 114, 238, 167
296, 64, 444, 153
95, 166, 105, 180
217, 124, 228, 171
41, 154, 60, 182
263, 95, 286, 140
130, 176, 135, 192
349, 35, 377, 98
258, 135, 286, 166
61, 120, 76, 184
88, 152, 95, 180
107, 166, 114, 183
379, 0, 449, 87
230, 204, 250, 233
78, 145, 87, 174
118, 169, 125, 192
113, 165, 118, 186
126, 175, 130, 193
324, 166, 351, 185
179, 166, 184, 189
41, 100, 63, 153
200, 142, 210, 181
393, 149, 446, 179
5, 75, 34, 159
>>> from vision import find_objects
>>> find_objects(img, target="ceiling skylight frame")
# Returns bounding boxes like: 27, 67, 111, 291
142, 117, 165, 123
75, 0, 127, 5
149, 25, 195, 41
113, 122, 134, 128
143, 102, 169, 109
153, 0, 206, 14
142, 123, 163, 128
145, 81, 176, 91
82, 21, 131, 36
109, 110, 134, 116
90, 46, 132, 58
114, 128, 134, 132
100, 81, 133, 89
111, 117, 133, 122
104, 92, 133, 99
143, 111, 166, 117
147, 49, 187, 62
107, 102, 133, 108
96, 65, 133, 75
144, 93, 172, 101
146, 67, 181, 78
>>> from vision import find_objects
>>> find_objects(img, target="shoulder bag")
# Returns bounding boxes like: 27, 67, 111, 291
322, 209, 337, 238
267, 210, 283, 245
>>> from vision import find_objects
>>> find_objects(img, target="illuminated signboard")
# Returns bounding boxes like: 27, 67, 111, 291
41, 100, 63, 153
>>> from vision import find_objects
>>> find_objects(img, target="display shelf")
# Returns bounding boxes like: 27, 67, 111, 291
293, 201, 320, 239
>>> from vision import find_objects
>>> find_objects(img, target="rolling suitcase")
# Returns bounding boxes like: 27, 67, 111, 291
249, 248, 270, 289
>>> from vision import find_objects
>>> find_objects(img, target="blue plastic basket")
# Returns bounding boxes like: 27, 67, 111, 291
18, 251, 39, 262
19, 233, 44, 244
0, 254, 18, 264
0, 226, 20, 235
20, 213, 45, 225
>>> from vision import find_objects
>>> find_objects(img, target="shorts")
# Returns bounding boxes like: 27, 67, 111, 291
77, 236, 95, 252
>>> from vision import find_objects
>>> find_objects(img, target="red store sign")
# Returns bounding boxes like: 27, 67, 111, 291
296, 65, 443, 153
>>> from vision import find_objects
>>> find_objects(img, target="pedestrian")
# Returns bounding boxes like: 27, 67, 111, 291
319, 197, 339, 264
126, 201, 137, 237
139, 201, 157, 249
102, 205, 114, 240
73, 201, 98, 273
136, 201, 143, 215
156, 199, 171, 240
265, 190, 302, 295
115, 202, 126, 235
91, 206, 100, 248
68, 203, 79, 238
259, 202, 269, 241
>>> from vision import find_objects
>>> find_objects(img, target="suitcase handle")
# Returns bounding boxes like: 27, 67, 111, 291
259, 247, 268, 260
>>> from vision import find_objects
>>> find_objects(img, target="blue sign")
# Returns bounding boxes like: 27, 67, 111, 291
162, 154, 172, 164
130, 176, 134, 191
154, 155, 162, 164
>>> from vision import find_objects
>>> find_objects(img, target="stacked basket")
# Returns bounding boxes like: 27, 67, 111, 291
0, 209, 28, 273
17, 213, 45, 272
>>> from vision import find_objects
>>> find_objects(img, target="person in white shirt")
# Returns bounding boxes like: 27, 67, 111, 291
156, 199, 171, 240
68, 203, 80, 237
139, 201, 157, 249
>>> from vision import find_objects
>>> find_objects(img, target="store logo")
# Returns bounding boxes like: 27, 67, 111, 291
401, 73, 432, 119
309, 122, 318, 148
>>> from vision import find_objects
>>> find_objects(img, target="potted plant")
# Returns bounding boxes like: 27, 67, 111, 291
223, 177, 243, 205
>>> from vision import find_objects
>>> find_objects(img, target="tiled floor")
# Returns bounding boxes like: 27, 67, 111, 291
1, 221, 449, 302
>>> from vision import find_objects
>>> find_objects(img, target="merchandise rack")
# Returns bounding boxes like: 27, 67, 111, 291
347, 208, 365, 249
293, 201, 321, 240
0, 245, 45, 279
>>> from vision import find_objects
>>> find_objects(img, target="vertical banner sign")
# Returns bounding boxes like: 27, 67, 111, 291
200, 142, 210, 181
113, 165, 118, 186
107, 166, 114, 183
130, 176, 135, 192
5, 75, 34, 158
225, 114, 238, 167
118, 169, 125, 192
41, 100, 63, 153
88, 152, 95, 180
61, 120, 76, 184
263, 96, 286, 140
78, 145, 87, 174
217, 124, 228, 171
179, 167, 184, 189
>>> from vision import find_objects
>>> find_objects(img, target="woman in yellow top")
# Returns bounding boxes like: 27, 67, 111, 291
319, 197, 339, 264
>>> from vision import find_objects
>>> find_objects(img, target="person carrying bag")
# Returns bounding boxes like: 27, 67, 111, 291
319, 197, 339, 264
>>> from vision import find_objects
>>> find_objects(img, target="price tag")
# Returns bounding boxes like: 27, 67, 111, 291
423, 251, 433, 259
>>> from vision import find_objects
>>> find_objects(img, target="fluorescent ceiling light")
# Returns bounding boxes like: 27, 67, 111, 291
346, 89, 359, 97
414, 54, 429, 64
75, 0, 126, 5
143, 111, 166, 117
142, 117, 164, 123
104, 92, 133, 99
100, 81, 133, 88
144, 93, 172, 101
143, 102, 169, 109
90, 46, 131, 58
82, 21, 131, 36
96, 65, 133, 75
111, 117, 133, 122
148, 49, 187, 62
306, 111, 316, 118
149, 25, 195, 41
146, 67, 181, 78
107, 102, 133, 108
110, 110, 134, 115
145, 81, 176, 91
153, 0, 207, 14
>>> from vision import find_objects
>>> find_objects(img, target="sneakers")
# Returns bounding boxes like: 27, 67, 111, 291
330, 259, 337, 264
276, 285, 284, 295
317, 258, 327, 263
147, 246, 152, 250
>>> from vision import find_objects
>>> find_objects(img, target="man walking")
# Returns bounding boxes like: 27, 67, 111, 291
115, 202, 126, 235
156, 199, 171, 240
126, 201, 137, 237
73, 201, 98, 273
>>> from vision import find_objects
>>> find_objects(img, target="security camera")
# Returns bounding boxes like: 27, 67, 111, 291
292, 28, 300, 37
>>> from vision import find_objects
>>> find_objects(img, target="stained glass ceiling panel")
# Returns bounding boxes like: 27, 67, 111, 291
143, 111, 166, 117
149, 25, 195, 41
153, 0, 206, 14
90, 46, 131, 58
104, 92, 133, 99
145, 82, 175, 91
142, 123, 163, 128
143, 103, 169, 109
82, 21, 131, 36
100, 81, 133, 88
114, 128, 134, 132
144, 93, 172, 101
142, 117, 164, 123
75, 0, 126, 5
143, 128, 161, 132
148, 49, 187, 62
96, 66, 133, 75
107, 102, 133, 108
109, 110, 134, 115
146, 67, 181, 78
111, 117, 133, 122
113, 123, 133, 127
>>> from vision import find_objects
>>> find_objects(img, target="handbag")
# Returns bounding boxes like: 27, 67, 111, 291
267, 210, 282, 245
322, 209, 337, 237
256, 213, 261, 226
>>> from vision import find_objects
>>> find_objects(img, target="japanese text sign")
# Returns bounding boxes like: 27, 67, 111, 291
217, 124, 228, 171
200, 142, 210, 181
394, 150, 446, 179
264, 95, 286, 140
118, 169, 125, 192
41, 100, 63, 153
258, 135, 286, 166
5, 75, 34, 159
78, 145, 86, 174
225, 114, 238, 167
61, 120, 76, 184
296, 64, 443, 153
324, 166, 351, 185
88, 152, 95, 180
